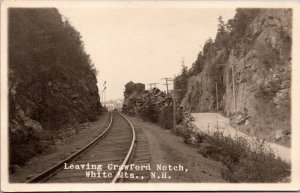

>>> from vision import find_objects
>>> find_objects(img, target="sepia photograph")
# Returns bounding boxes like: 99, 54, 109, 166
1, 0, 300, 191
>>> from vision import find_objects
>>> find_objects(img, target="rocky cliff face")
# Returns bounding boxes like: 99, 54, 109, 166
9, 8, 102, 165
122, 82, 176, 129
180, 9, 291, 145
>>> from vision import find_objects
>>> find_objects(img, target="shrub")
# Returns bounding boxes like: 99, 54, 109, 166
172, 122, 290, 182
171, 125, 206, 146
203, 132, 290, 182
206, 132, 249, 164
172, 125, 192, 139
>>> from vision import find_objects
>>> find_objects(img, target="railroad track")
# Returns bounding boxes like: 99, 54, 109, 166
26, 111, 150, 183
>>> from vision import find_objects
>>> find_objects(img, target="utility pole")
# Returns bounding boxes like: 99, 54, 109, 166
172, 58, 183, 130
103, 81, 107, 107
161, 78, 173, 94
147, 83, 159, 90
173, 77, 176, 129
215, 81, 223, 113
152, 83, 159, 88
99, 91, 103, 103
215, 82, 219, 112
102, 87, 106, 107
231, 65, 236, 111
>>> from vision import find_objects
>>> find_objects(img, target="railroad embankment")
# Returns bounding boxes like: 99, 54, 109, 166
10, 114, 110, 182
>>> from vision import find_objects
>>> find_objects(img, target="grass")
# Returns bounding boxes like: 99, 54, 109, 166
171, 125, 291, 183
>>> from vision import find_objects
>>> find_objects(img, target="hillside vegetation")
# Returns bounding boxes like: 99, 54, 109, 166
175, 9, 292, 146
9, 8, 102, 166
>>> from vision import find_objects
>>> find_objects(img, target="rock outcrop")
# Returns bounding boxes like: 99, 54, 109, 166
122, 82, 176, 129
9, 8, 102, 165
179, 9, 291, 145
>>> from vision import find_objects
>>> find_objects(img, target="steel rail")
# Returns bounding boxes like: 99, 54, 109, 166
111, 111, 136, 183
26, 112, 113, 183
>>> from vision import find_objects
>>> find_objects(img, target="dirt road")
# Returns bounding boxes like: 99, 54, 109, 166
191, 113, 290, 163
127, 116, 226, 183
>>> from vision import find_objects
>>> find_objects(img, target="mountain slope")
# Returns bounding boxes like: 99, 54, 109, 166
9, 8, 102, 165
177, 9, 291, 145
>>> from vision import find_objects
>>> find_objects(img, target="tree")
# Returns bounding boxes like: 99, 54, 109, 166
9, 8, 101, 128
192, 51, 204, 75
181, 64, 188, 77
217, 16, 226, 34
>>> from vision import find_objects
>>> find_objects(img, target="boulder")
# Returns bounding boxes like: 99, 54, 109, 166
122, 82, 174, 129
24, 119, 43, 135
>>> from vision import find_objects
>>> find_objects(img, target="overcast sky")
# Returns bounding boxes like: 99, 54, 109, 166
58, 7, 236, 101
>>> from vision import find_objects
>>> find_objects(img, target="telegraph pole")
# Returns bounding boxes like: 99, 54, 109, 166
215, 82, 219, 112
215, 81, 223, 112
103, 81, 107, 107
147, 83, 159, 90
99, 91, 103, 104
161, 78, 172, 94
172, 57, 185, 129
152, 83, 159, 88
231, 65, 236, 111
173, 77, 176, 129
147, 84, 153, 90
